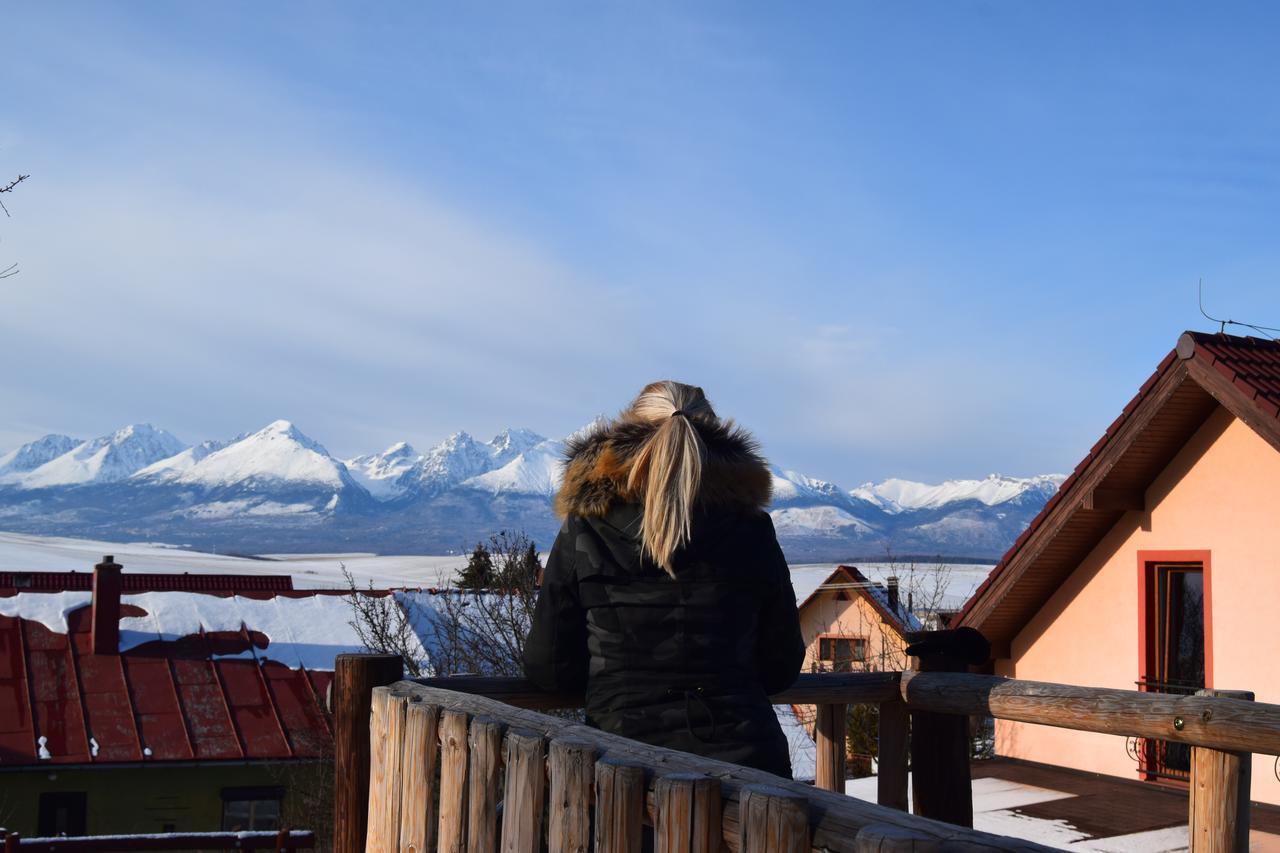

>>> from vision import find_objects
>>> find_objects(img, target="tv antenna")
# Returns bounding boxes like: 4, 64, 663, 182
1198, 279, 1280, 341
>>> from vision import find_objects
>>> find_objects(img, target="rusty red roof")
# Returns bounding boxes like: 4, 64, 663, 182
0, 571, 293, 592
0, 581, 344, 767
954, 331, 1280, 649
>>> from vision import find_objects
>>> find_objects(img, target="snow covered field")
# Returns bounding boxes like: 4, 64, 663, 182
0, 530, 469, 589
0, 531, 996, 604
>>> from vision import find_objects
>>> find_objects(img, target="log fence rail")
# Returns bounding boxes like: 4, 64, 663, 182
336, 638, 1280, 853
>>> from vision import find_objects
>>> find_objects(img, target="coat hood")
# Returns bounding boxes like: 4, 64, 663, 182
555, 416, 773, 519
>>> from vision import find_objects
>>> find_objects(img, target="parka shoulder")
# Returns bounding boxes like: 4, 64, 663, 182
555, 415, 773, 519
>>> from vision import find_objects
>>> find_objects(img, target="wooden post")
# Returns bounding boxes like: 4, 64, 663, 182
547, 739, 595, 853
275, 827, 290, 853
4, 833, 18, 853
655, 773, 722, 853
467, 717, 505, 853
877, 698, 909, 812
399, 701, 440, 853
815, 703, 848, 793
334, 653, 403, 853
737, 786, 810, 853
437, 709, 471, 853
366, 689, 408, 853
907, 630, 983, 828
1190, 689, 1254, 853
595, 758, 646, 853
500, 730, 547, 853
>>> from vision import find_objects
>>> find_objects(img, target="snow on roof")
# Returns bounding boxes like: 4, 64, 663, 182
0, 588, 426, 670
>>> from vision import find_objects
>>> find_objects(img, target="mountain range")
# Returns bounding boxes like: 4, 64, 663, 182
0, 420, 1065, 560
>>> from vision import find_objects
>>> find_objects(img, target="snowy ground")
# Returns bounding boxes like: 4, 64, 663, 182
0, 531, 997, 603
847, 775, 1280, 850
0, 530, 469, 589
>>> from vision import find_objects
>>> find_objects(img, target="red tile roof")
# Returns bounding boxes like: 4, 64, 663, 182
954, 331, 1280, 647
0, 578, 337, 767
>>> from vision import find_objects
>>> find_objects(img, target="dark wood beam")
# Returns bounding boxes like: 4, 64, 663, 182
1185, 358, 1280, 456
1083, 488, 1146, 512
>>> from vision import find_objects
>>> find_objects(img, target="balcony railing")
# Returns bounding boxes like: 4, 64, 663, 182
332, 633, 1278, 852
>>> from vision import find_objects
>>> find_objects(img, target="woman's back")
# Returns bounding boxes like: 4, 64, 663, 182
523, 385, 805, 777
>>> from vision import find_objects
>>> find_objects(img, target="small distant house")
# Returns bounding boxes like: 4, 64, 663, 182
796, 565, 922, 675
0, 561, 428, 838
955, 331, 1280, 806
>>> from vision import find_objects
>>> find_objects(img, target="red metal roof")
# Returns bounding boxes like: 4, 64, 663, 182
953, 331, 1280, 641
0, 586, 335, 767
0, 571, 294, 592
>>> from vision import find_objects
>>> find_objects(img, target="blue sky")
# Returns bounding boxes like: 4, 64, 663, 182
3, 3, 1278, 485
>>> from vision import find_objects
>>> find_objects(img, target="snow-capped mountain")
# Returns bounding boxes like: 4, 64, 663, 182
133, 440, 229, 480
0, 419, 1066, 560
148, 421, 353, 490
0, 434, 82, 480
345, 442, 421, 500
464, 438, 565, 496
5, 425, 186, 489
850, 473, 1064, 514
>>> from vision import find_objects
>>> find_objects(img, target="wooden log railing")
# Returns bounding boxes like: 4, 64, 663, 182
334, 649, 1280, 853
356, 680, 1052, 852
0, 830, 315, 852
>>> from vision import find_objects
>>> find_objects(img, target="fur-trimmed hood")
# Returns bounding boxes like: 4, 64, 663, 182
555, 416, 773, 519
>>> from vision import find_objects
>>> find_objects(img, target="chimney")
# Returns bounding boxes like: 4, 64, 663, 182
886, 575, 899, 614
91, 556, 122, 655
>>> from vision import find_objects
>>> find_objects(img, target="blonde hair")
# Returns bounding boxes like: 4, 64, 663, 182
624, 381, 716, 576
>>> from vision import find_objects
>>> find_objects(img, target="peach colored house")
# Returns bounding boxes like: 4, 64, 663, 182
798, 565, 921, 676
956, 331, 1280, 806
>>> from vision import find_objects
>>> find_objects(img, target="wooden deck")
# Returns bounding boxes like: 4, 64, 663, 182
971, 757, 1280, 838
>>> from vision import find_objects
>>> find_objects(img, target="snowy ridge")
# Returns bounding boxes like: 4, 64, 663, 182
10, 425, 186, 488
134, 439, 229, 480
167, 420, 349, 489
0, 434, 82, 478
850, 473, 1066, 514
345, 441, 421, 500
464, 439, 565, 496
0, 420, 1066, 559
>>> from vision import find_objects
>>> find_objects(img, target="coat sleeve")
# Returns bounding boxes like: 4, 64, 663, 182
754, 513, 806, 695
522, 521, 589, 693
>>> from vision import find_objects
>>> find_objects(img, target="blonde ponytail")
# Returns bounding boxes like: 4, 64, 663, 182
624, 381, 715, 575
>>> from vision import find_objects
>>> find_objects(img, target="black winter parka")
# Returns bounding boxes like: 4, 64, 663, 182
522, 417, 805, 778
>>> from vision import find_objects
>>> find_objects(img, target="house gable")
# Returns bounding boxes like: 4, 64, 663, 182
955, 331, 1280, 656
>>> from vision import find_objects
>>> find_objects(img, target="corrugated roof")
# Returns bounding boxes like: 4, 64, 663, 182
954, 331, 1280, 650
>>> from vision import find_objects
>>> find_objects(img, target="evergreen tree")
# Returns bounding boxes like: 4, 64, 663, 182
458, 541, 495, 590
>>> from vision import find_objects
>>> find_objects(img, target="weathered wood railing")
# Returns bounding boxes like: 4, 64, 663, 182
0, 830, 315, 851
333, 652, 1280, 852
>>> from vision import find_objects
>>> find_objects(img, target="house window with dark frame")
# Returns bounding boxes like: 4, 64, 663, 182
38, 792, 87, 837
818, 636, 867, 672
221, 786, 284, 832
1138, 561, 1206, 782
